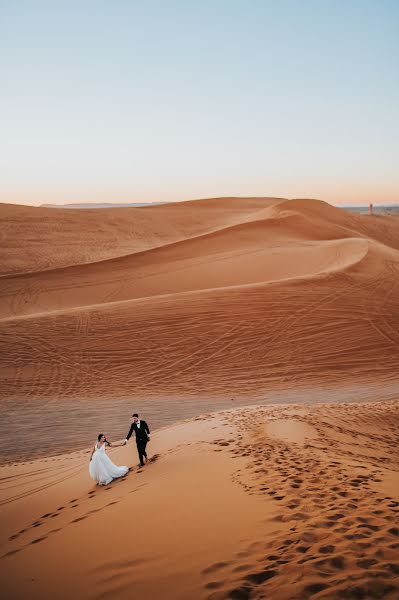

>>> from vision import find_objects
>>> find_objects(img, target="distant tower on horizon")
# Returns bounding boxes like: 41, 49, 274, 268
369, 203, 373, 215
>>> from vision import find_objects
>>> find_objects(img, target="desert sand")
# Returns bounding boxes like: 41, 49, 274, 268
1, 402, 398, 599
1, 197, 399, 461
1, 197, 399, 598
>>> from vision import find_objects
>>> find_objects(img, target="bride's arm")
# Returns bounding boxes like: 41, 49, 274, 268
89, 444, 96, 462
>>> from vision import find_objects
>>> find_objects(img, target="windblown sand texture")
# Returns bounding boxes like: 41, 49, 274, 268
0, 402, 398, 599
1, 198, 399, 598
1, 197, 399, 461
2, 197, 399, 395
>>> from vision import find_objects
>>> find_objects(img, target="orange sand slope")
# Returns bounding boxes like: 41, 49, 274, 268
1, 197, 399, 402
0, 197, 286, 275
1, 401, 398, 600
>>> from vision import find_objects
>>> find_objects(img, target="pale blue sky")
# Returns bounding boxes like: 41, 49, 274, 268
1, 0, 398, 205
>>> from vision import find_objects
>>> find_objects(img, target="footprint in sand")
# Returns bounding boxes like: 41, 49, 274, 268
201, 561, 232, 575
30, 536, 47, 545
71, 516, 88, 523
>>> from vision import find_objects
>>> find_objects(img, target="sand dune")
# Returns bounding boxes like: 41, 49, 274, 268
1, 401, 398, 599
0, 230, 369, 319
2, 196, 398, 277
2, 198, 399, 321
0, 197, 284, 275
1, 197, 399, 598
2, 243, 398, 400
1, 197, 399, 462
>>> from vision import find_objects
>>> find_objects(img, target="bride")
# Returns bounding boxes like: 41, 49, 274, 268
89, 433, 129, 485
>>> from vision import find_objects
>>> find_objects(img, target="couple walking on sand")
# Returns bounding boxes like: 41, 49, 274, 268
89, 413, 151, 486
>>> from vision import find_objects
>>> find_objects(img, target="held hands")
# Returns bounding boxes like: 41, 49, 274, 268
118, 438, 149, 445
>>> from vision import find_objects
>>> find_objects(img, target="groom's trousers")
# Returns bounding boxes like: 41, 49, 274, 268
136, 439, 148, 466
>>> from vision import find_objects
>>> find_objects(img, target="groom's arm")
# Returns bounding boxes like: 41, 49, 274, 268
144, 421, 151, 439
124, 424, 134, 443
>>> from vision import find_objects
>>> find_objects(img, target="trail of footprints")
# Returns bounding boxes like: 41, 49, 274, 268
2, 454, 161, 558
205, 403, 399, 599
3, 483, 128, 556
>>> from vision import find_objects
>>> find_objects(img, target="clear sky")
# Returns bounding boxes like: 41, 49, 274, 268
1, 0, 398, 206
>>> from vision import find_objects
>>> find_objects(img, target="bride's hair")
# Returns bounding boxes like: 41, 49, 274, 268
98, 433, 109, 444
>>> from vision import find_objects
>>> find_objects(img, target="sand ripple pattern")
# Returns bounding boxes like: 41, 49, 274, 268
1, 198, 399, 462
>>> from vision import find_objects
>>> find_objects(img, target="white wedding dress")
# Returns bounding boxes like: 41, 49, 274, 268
89, 442, 129, 485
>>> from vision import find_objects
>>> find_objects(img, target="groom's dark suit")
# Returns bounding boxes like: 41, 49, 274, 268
126, 420, 150, 466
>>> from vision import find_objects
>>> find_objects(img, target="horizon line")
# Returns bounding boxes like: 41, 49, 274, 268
1, 196, 399, 209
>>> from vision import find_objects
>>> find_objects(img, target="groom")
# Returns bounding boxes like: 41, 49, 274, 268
124, 413, 151, 467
